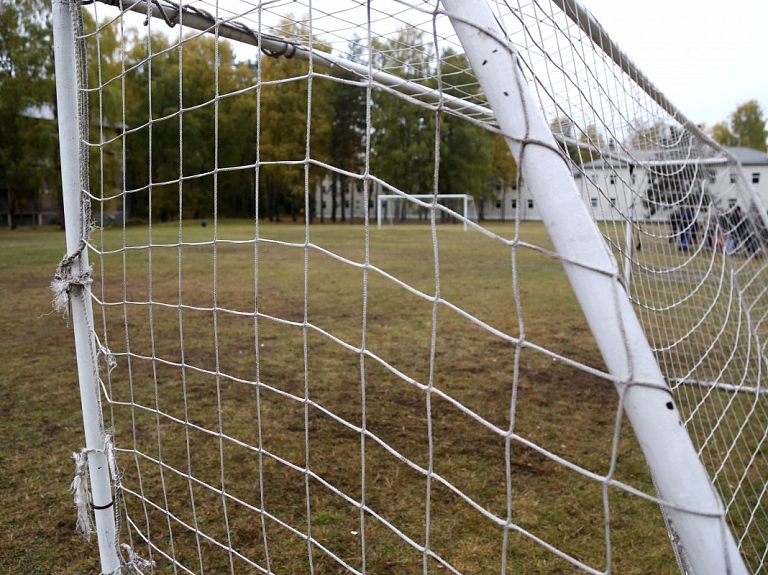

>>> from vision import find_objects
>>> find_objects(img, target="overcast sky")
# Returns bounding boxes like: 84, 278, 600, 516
580, 0, 768, 129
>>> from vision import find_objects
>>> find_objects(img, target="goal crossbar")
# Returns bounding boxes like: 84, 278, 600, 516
106, 0, 495, 122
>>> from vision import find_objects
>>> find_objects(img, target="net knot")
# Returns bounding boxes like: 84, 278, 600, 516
51, 239, 92, 318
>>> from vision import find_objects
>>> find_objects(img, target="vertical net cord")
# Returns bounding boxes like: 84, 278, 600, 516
422, 7, 444, 572
252, 4, 272, 572
174, 4, 206, 570
303, 5, 316, 572
500, 14, 529, 565
90, 0, 115, 446
111, 0, 138, 561
358, 4, 375, 571
120, 64, 148, 575
501, 101, 527, 575
654, 469, 695, 575
209, 6, 237, 571
145, 2, 182, 564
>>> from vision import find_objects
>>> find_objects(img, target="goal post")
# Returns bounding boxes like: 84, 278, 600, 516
51, 0, 121, 571
443, 2, 745, 573
50, 0, 768, 573
376, 194, 476, 231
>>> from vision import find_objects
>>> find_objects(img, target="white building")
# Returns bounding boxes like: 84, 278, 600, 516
572, 146, 768, 221
314, 146, 768, 223
478, 146, 768, 223
722, 146, 768, 208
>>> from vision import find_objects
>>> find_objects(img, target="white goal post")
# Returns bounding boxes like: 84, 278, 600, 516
51, 0, 768, 573
376, 194, 476, 231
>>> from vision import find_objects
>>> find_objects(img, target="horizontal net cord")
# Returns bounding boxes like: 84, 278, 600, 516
115, 439, 646, 575
97, 304, 632, 390
106, 371, 703, 521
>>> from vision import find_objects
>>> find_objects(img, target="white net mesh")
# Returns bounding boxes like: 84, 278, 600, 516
59, 0, 768, 572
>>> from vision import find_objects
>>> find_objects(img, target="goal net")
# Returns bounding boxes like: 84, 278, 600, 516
51, 0, 767, 573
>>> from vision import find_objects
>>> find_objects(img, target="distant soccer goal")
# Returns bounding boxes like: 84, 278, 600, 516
376, 194, 477, 230
51, 0, 767, 573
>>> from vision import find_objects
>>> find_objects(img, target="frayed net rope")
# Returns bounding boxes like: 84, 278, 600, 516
94, 332, 117, 375
70, 450, 95, 541
102, 545, 155, 575
118, 544, 154, 575
51, 239, 92, 320
71, 435, 154, 574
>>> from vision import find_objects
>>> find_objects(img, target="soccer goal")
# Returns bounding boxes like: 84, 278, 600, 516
52, 0, 767, 573
376, 194, 477, 231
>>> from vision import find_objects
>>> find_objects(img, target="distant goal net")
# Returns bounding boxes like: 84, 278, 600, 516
51, 0, 767, 573
376, 194, 478, 230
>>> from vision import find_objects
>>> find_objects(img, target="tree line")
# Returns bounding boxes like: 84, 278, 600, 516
1, 0, 764, 227
0, 0, 517, 226
0, 0, 58, 228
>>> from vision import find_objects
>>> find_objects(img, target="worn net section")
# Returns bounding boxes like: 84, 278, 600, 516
66, 0, 767, 573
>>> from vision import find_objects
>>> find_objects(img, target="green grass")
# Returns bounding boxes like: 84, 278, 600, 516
0, 220, 703, 574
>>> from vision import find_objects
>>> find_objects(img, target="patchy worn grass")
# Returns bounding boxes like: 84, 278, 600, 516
1, 221, 680, 574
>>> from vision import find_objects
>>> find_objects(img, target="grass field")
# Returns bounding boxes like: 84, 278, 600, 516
0, 220, 699, 574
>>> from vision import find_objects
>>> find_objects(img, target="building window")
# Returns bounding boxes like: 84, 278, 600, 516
511, 199, 517, 209
495, 201, 501, 209
753, 173, 760, 184
591, 175, 599, 184
610, 198, 617, 207
321, 201, 327, 209
591, 197, 598, 208
730, 173, 737, 184
345, 200, 350, 208
728, 198, 737, 208
709, 174, 717, 184
609, 175, 616, 185
631, 174, 637, 185
527, 199, 534, 209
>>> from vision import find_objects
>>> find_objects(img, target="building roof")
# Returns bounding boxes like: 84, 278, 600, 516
724, 146, 768, 165
574, 145, 768, 175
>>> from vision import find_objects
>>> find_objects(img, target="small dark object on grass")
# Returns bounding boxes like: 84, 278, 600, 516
201, 220, 207, 228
